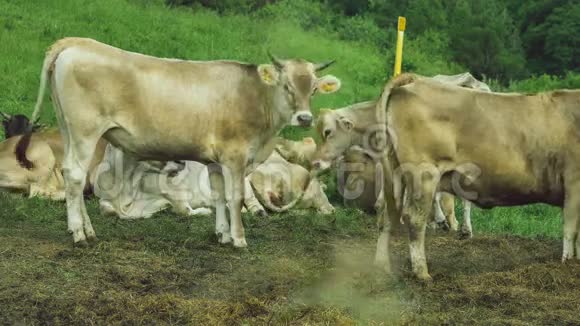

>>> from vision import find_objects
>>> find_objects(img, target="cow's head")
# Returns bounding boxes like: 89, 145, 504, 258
312, 108, 355, 170
258, 53, 341, 127
1, 112, 44, 139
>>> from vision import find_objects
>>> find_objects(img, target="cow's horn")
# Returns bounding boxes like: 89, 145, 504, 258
268, 51, 284, 69
315, 60, 336, 71
0, 111, 11, 120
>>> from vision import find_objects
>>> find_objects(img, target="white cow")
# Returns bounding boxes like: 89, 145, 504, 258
94, 137, 333, 219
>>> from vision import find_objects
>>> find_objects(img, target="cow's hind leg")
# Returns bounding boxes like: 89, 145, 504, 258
459, 199, 473, 239
62, 138, 100, 246
402, 168, 439, 281
432, 192, 450, 231
208, 164, 231, 244
562, 192, 580, 262
441, 193, 458, 231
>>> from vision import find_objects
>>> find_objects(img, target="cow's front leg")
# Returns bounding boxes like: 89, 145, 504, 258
208, 164, 231, 244
227, 165, 247, 248
459, 199, 473, 239
562, 189, 580, 262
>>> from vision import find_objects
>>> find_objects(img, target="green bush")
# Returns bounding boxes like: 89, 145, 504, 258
507, 72, 580, 93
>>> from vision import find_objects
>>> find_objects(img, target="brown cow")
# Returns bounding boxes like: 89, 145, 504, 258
0, 114, 105, 198
0, 134, 64, 200
375, 73, 580, 280
16, 38, 341, 247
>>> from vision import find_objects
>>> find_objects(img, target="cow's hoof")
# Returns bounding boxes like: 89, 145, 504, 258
74, 239, 89, 248
562, 252, 574, 263
233, 237, 248, 248
458, 230, 473, 240
256, 210, 269, 218
217, 232, 232, 244
416, 273, 433, 283
86, 234, 98, 243
437, 221, 450, 232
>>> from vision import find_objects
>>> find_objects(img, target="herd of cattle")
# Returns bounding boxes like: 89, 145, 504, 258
1, 37, 579, 281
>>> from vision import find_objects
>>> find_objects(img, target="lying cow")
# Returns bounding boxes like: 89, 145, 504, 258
374, 73, 580, 281
94, 137, 333, 219
1, 112, 45, 139
248, 139, 334, 215
16, 37, 341, 247
0, 112, 106, 198
95, 145, 214, 219
0, 132, 64, 200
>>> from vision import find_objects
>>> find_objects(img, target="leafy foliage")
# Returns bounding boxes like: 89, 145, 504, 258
167, 0, 580, 83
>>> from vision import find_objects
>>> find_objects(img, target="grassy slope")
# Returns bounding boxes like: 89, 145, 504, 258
0, 0, 564, 239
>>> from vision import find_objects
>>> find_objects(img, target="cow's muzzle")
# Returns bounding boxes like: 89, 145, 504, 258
291, 112, 313, 127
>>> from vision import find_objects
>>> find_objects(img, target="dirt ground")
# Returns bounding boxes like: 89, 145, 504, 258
0, 197, 579, 325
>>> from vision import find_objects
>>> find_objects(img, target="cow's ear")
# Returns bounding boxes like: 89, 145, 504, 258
338, 116, 354, 131
316, 75, 341, 94
258, 64, 280, 86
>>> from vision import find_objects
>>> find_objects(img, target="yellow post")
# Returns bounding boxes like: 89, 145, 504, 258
393, 16, 406, 77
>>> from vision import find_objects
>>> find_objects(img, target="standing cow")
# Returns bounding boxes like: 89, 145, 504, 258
375, 73, 580, 281
16, 37, 341, 247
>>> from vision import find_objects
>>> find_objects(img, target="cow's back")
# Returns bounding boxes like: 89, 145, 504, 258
387, 79, 579, 206
53, 38, 272, 161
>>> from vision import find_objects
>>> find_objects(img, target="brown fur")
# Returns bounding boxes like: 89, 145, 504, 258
22, 37, 340, 246
380, 75, 580, 280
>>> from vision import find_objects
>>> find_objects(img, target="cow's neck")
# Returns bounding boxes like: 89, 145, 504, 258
340, 102, 380, 148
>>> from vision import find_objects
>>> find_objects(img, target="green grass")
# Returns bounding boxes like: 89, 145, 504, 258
0, 0, 388, 141
470, 204, 562, 239
0, 0, 576, 324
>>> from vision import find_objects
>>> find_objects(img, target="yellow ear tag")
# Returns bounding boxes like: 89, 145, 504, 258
261, 70, 272, 83
322, 83, 336, 92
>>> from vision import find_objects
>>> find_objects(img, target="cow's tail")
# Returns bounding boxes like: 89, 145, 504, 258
16, 40, 70, 169
375, 73, 418, 123
375, 74, 417, 225
251, 179, 310, 213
